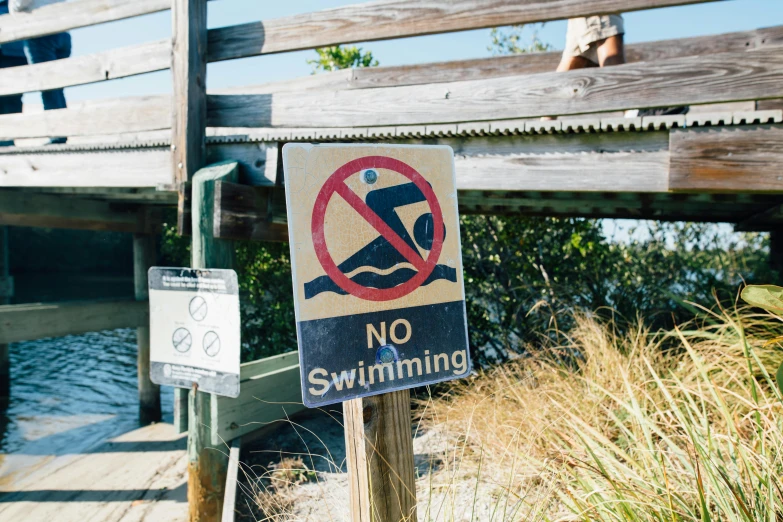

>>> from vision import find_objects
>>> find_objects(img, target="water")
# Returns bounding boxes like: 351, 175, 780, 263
1, 329, 174, 457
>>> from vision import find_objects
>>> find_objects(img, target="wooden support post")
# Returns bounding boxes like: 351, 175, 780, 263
134, 233, 161, 425
188, 161, 239, 522
172, 0, 208, 234
344, 390, 418, 522
0, 226, 11, 398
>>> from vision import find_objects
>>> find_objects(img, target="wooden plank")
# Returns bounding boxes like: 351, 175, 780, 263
214, 181, 289, 242
0, 299, 149, 344
189, 159, 236, 522
212, 363, 304, 445
0, 39, 170, 96
344, 390, 418, 522
669, 124, 783, 192
0, 146, 172, 188
14, 23, 778, 97
0, 423, 187, 522
0, 190, 163, 232
172, 0, 208, 235
207, 48, 783, 128
221, 437, 242, 522
0, 0, 170, 44
349, 25, 783, 90
134, 233, 161, 425
0, 95, 169, 140
239, 350, 298, 381
207, 0, 723, 63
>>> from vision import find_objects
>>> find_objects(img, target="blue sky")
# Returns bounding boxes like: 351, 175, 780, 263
22, 0, 783, 104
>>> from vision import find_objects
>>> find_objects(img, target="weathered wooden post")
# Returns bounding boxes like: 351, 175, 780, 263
134, 233, 161, 424
0, 226, 12, 398
188, 160, 238, 521
344, 391, 418, 521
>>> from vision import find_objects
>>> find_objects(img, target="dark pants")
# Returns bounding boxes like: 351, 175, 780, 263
0, 53, 27, 147
25, 32, 71, 144
24, 33, 71, 112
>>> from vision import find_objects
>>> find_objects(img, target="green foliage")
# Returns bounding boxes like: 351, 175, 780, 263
461, 216, 772, 364
307, 45, 378, 73
741, 284, 783, 313
488, 24, 552, 55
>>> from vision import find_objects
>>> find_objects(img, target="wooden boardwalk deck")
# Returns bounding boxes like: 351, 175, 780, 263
0, 422, 187, 522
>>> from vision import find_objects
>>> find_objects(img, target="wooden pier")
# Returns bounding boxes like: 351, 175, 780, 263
0, 0, 782, 520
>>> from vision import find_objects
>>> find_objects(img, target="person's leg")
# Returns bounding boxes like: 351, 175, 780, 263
24, 34, 68, 111
556, 54, 598, 72
595, 34, 625, 67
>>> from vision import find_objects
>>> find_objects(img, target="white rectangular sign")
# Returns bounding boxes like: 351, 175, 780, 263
148, 267, 241, 398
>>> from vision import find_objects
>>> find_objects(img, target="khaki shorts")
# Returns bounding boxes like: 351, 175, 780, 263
563, 15, 624, 64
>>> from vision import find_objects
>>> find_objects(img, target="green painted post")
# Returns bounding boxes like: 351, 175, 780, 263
188, 161, 238, 521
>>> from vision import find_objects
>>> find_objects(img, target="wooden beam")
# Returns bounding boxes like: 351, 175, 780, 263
0, 190, 165, 232
189, 159, 236, 522
344, 390, 418, 522
134, 233, 161, 425
0, 95, 169, 140
0, 299, 149, 344
349, 25, 783, 90
212, 360, 304, 445
734, 203, 783, 232
669, 125, 783, 192
214, 181, 288, 242
207, 48, 783, 128
0, 39, 170, 96
172, 0, 208, 235
207, 0, 723, 63
0, 0, 169, 44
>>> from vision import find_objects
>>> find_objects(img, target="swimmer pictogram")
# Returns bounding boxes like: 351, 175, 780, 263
307, 156, 457, 302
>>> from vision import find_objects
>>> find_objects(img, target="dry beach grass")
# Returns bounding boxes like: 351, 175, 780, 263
239, 305, 783, 521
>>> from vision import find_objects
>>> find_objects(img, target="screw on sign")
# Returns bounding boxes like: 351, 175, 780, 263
283, 144, 471, 406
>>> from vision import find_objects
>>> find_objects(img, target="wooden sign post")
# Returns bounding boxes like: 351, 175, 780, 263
282, 144, 471, 522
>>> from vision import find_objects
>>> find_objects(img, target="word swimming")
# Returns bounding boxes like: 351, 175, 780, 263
307, 348, 468, 397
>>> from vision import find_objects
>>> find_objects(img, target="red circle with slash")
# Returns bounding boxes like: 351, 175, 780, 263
311, 156, 444, 302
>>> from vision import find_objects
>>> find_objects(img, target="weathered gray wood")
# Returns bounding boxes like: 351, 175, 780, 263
344, 390, 418, 522
0, 145, 172, 188
0, 0, 169, 44
0, 226, 9, 397
0, 39, 169, 96
0, 95, 169, 140
669, 125, 783, 192
9, 23, 780, 97
207, 0, 723, 62
221, 437, 242, 522
189, 159, 236, 522
172, 0, 208, 236
0, 299, 148, 344
212, 362, 304, 445
0, 190, 164, 232
134, 233, 161, 425
349, 25, 783, 90
207, 48, 783, 128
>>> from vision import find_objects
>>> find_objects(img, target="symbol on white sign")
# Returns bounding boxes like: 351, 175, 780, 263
189, 296, 208, 321
203, 331, 220, 357
172, 327, 192, 353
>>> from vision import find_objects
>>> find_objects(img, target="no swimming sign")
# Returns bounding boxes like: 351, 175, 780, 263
283, 144, 471, 407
